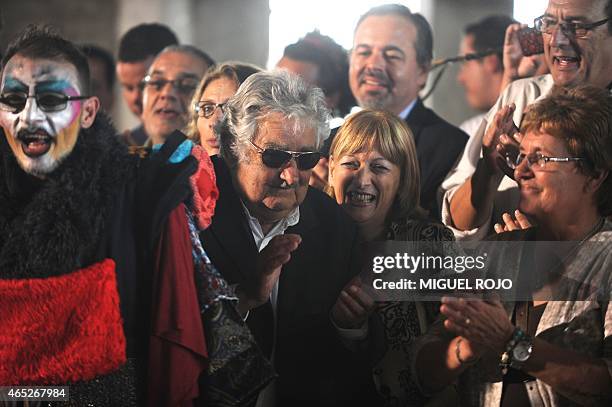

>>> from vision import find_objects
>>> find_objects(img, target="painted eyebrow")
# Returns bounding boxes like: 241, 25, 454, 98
2, 76, 28, 91
35, 80, 73, 93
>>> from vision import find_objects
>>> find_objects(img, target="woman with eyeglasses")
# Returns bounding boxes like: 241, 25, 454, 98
326, 109, 455, 406
415, 85, 612, 406
186, 62, 261, 156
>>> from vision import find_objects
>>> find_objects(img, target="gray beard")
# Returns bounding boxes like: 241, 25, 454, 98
358, 93, 392, 111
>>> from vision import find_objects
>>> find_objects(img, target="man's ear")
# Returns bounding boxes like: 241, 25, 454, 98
587, 169, 609, 193
484, 54, 502, 74
417, 64, 429, 90
80, 96, 100, 129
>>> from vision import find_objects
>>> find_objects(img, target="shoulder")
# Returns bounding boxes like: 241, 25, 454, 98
409, 101, 468, 142
498, 74, 553, 109
303, 187, 354, 223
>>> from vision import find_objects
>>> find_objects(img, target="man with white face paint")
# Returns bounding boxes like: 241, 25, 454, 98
441, 0, 612, 240
0, 26, 267, 405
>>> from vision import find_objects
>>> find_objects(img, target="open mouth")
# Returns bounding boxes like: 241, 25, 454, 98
155, 107, 180, 119
553, 55, 581, 69
18, 131, 53, 157
347, 191, 376, 206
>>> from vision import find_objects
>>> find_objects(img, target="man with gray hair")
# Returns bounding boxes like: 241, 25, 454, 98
138, 45, 214, 145
200, 70, 379, 406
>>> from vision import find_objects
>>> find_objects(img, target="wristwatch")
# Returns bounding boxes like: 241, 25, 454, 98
510, 337, 533, 369
500, 327, 533, 373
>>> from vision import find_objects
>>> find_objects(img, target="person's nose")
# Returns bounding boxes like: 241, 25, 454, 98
514, 155, 533, 181
20, 96, 45, 126
355, 165, 372, 187
365, 50, 386, 72
280, 158, 300, 186
209, 106, 223, 127
549, 24, 571, 48
159, 80, 179, 99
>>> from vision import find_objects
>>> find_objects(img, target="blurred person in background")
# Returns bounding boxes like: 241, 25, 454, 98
140, 45, 213, 147
81, 44, 115, 113
456, 15, 517, 136
277, 31, 355, 118
116, 23, 178, 145
186, 61, 261, 156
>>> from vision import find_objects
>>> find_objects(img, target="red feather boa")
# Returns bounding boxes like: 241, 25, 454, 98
0, 259, 126, 385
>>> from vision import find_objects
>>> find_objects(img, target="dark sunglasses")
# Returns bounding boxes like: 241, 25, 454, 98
140, 75, 199, 95
0, 92, 89, 114
248, 139, 321, 170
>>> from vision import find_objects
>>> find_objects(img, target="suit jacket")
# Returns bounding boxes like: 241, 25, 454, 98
200, 157, 379, 406
323, 99, 467, 221
406, 98, 468, 220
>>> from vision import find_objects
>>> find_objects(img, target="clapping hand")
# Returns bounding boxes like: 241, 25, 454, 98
331, 276, 375, 329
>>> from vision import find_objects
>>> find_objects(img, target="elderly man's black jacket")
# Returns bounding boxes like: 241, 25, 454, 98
200, 156, 380, 406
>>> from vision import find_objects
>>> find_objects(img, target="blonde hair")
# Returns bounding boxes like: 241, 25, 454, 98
328, 109, 422, 220
185, 61, 262, 142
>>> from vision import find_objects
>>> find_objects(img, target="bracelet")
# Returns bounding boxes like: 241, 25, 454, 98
455, 338, 478, 366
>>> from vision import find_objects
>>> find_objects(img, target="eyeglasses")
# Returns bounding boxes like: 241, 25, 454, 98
0, 92, 90, 114
140, 75, 199, 95
248, 139, 321, 170
534, 15, 611, 38
194, 102, 225, 118
509, 152, 584, 170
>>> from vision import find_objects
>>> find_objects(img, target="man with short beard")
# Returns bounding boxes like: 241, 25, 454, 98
323, 4, 468, 220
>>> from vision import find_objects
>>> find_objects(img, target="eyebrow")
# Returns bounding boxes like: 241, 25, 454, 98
149, 71, 200, 80
354, 44, 406, 55
2, 76, 27, 91
35, 80, 73, 93
543, 12, 588, 22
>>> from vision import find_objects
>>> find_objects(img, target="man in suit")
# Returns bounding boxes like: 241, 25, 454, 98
333, 4, 468, 219
199, 70, 378, 406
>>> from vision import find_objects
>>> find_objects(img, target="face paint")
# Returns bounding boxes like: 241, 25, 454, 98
0, 56, 85, 177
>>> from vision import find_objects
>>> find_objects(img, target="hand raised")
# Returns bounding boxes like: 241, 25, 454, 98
482, 104, 519, 178
238, 234, 301, 311
494, 210, 533, 234
331, 277, 375, 329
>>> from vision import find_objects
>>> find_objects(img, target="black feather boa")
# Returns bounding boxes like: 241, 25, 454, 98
0, 114, 137, 279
